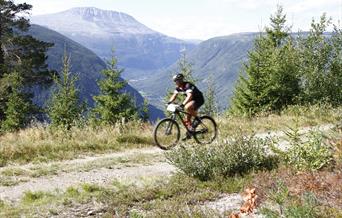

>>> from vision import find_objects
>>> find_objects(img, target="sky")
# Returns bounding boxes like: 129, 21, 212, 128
15, 0, 342, 40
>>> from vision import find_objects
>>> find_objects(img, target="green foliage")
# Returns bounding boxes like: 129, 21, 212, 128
0, 0, 32, 72
140, 98, 150, 122
47, 52, 85, 129
203, 74, 218, 116
230, 8, 342, 115
81, 183, 102, 193
0, 72, 30, 132
0, 0, 55, 126
0, 199, 5, 208
92, 54, 138, 125
271, 126, 334, 171
230, 5, 300, 115
297, 15, 342, 105
166, 135, 278, 181
107, 174, 219, 217
22, 191, 54, 204
262, 183, 320, 218
116, 134, 152, 145
177, 53, 197, 83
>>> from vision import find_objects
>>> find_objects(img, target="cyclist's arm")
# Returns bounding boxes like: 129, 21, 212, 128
168, 92, 178, 103
182, 92, 193, 105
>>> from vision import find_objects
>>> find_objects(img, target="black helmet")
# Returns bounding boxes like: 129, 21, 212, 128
173, 73, 184, 82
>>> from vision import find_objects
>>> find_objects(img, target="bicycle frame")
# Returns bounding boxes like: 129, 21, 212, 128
169, 108, 193, 132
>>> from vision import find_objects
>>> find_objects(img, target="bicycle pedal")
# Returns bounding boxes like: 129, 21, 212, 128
181, 132, 192, 141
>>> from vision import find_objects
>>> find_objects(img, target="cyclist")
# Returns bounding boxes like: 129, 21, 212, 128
168, 73, 204, 140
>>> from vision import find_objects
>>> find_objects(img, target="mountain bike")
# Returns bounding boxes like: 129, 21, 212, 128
153, 103, 217, 150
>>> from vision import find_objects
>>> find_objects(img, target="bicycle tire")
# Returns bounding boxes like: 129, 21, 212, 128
193, 115, 217, 144
153, 118, 180, 150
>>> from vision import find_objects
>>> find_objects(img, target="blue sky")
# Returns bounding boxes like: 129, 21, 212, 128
16, 0, 342, 40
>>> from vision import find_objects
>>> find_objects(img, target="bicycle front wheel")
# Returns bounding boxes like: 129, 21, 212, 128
153, 118, 180, 150
194, 116, 217, 144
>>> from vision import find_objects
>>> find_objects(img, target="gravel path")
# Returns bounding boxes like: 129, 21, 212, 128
0, 147, 174, 202
0, 124, 336, 216
0, 162, 175, 202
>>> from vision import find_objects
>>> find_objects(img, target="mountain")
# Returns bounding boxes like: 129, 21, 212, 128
131, 33, 258, 110
31, 7, 196, 73
27, 24, 164, 120
31, 7, 257, 111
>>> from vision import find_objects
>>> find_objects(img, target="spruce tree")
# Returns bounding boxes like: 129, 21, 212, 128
203, 74, 218, 116
230, 5, 300, 115
177, 53, 197, 83
298, 14, 342, 105
140, 98, 150, 122
92, 55, 137, 125
47, 53, 84, 129
327, 26, 342, 104
0, 72, 30, 131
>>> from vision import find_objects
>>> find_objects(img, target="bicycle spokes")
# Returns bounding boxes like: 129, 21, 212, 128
193, 116, 217, 144
165, 122, 173, 135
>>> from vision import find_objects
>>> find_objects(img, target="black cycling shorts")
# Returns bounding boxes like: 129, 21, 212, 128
193, 97, 204, 111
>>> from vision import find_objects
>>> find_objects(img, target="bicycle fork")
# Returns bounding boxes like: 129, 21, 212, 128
165, 114, 176, 135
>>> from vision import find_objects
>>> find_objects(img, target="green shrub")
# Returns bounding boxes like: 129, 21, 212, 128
22, 191, 54, 203
81, 183, 102, 193
166, 135, 278, 181
116, 134, 152, 144
0, 199, 5, 208
272, 126, 334, 171
262, 182, 320, 218
65, 187, 80, 197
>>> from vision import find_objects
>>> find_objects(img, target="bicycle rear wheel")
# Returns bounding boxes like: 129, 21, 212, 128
153, 118, 180, 150
193, 116, 217, 144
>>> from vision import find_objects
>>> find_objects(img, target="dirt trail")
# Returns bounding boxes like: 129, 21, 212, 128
0, 124, 335, 211
0, 147, 174, 202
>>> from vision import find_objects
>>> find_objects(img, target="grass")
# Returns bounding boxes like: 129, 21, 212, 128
0, 121, 155, 166
0, 152, 164, 186
0, 104, 341, 216
0, 173, 250, 217
0, 104, 340, 166
1, 162, 341, 217
219, 104, 342, 138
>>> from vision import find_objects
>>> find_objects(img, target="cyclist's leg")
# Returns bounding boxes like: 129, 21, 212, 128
184, 100, 197, 128
181, 101, 196, 141
191, 98, 204, 128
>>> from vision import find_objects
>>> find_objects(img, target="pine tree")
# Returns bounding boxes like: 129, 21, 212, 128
230, 5, 300, 115
47, 52, 84, 129
298, 14, 342, 105
140, 98, 150, 122
203, 74, 218, 116
0, 0, 55, 125
326, 26, 342, 104
0, 72, 30, 131
0, 0, 31, 72
92, 55, 137, 125
177, 53, 197, 83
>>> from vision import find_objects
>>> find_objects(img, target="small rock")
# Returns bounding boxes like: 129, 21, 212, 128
87, 210, 96, 216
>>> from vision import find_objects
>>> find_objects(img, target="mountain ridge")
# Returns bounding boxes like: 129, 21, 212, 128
27, 24, 164, 120
31, 7, 196, 71
33, 7, 157, 36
